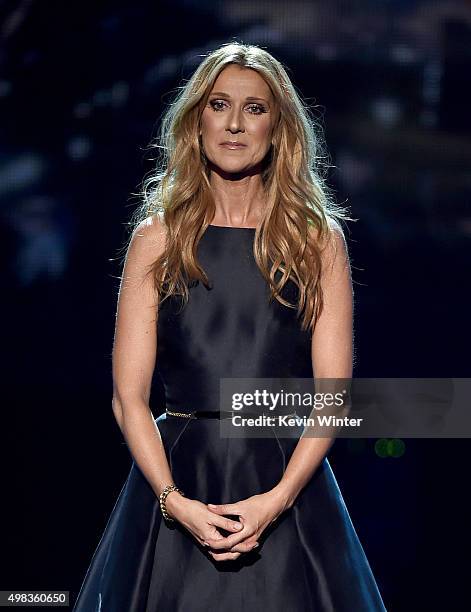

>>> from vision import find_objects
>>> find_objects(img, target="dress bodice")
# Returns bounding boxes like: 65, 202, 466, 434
156, 225, 313, 412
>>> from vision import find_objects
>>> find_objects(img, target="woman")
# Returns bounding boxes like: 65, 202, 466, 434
74, 42, 387, 611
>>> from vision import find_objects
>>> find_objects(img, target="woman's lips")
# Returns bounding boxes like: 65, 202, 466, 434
220, 142, 247, 149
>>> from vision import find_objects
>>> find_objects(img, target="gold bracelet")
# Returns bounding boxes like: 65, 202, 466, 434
159, 484, 185, 522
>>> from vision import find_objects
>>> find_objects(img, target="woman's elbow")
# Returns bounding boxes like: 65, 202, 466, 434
111, 395, 124, 429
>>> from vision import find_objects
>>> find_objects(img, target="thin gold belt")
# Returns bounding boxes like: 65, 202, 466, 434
165, 409, 297, 420
165, 409, 238, 420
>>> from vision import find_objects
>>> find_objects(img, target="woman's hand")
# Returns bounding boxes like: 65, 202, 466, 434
203, 489, 289, 560
165, 492, 248, 561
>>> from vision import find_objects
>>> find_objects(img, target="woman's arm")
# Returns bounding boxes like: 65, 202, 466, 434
111, 216, 175, 498
269, 219, 354, 511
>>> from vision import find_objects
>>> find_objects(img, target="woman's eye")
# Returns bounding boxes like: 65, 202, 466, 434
209, 100, 226, 112
247, 104, 266, 114
209, 100, 266, 114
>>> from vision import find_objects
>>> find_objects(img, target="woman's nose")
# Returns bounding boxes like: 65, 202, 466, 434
227, 108, 244, 133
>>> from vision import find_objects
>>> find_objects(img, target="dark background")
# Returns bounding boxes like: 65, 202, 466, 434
1, 1, 470, 610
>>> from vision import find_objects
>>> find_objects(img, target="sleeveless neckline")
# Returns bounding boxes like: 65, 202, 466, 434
208, 224, 257, 230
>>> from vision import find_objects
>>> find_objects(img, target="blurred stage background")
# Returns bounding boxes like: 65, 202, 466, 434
1, 1, 470, 610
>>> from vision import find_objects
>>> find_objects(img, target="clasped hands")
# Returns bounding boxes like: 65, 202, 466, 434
167, 488, 289, 562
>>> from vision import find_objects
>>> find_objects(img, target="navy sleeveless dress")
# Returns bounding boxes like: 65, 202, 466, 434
73, 224, 387, 611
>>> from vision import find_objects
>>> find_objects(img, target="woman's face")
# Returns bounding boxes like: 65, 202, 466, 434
200, 64, 276, 176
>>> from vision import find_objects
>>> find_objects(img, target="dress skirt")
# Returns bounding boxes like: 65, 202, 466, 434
73, 413, 387, 611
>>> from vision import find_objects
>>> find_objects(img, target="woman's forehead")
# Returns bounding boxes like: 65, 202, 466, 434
211, 66, 273, 100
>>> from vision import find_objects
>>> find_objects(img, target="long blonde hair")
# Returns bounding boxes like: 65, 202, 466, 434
125, 42, 352, 333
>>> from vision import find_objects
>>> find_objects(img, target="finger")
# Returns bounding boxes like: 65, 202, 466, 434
207, 503, 240, 515
204, 529, 225, 542
201, 534, 221, 546
230, 540, 259, 553
208, 550, 241, 561
207, 513, 244, 534
201, 525, 227, 547
205, 529, 254, 550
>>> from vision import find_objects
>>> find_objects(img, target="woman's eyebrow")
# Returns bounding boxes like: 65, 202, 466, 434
209, 91, 270, 103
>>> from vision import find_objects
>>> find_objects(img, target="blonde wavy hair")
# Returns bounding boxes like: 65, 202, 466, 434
125, 42, 352, 333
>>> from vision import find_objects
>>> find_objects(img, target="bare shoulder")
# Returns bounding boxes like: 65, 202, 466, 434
308, 216, 348, 255
128, 214, 168, 263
